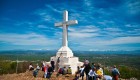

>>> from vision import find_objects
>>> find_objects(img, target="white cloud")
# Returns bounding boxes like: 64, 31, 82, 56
37, 25, 48, 28
69, 32, 98, 38
98, 20, 115, 26
126, 0, 140, 14
68, 25, 99, 32
45, 5, 62, 13
106, 36, 140, 45
83, 0, 94, 12
73, 36, 140, 51
79, 36, 140, 46
125, 24, 139, 28
104, 28, 122, 32
68, 25, 100, 38
84, 0, 92, 6
34, 9, 59, 23
0, 33, 59, 46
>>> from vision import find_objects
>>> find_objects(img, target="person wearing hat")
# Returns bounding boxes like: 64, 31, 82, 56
112, 65, 120, 80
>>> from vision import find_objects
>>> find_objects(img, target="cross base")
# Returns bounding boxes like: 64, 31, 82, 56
56, 46, 73, 57
50, 56, 83, 74
47, 46, 83, 74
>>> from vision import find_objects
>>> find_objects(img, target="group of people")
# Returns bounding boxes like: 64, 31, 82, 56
28, 59, 72, 79
74, 60, 104, 80
73, 59, 120, 80
29, 63, 40, 77
57, 66, 72, 76
40, 60, 55, 79
28, 59, 120, 80
28, 59, 55, 79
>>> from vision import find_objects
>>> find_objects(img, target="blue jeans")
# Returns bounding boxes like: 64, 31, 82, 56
89, 76, 96, 80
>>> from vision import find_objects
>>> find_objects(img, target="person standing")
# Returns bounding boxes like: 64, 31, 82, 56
112, 65, 120, 80
44, 64, 48, 78
84, 63, 91, 80
41, 61, 45, 71
79, 66, 85, 80
84, 59, 89, 65
47, 65, 53, 80
91, 63, 96, 69
50, 59, 55, 71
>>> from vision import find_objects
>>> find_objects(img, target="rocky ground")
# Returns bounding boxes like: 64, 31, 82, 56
0, 70, 75, 80
0, 71, 138, 80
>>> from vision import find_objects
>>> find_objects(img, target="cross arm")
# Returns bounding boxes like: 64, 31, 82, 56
54, 22, 63, 27
66, 20, 78, 26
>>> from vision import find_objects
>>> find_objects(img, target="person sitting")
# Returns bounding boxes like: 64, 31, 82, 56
33, 68, 39, 77
88, 67, 97, 80
63, 66, 67, 75
67, 67, 72, 74
29, 63, 34, 71
96, 65, 103, 80
36, 63, 40, 70
103, 75, 112, 80
73, 72, 80, 80
58, 67, 64, 75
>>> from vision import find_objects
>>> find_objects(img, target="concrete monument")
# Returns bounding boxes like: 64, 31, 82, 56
50, 10, 83, 74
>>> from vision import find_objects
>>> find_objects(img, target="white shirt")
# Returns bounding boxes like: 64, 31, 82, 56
43, 62, 45, 66
29, 65, 33, 69
80, 67, 84, 73
104, 75, 112, 80
88, 70, 97, 77
36, 65, 40, 70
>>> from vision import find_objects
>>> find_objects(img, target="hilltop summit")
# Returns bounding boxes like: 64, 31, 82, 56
0, 70, 75, 80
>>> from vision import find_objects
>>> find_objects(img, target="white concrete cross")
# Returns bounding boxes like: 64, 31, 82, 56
55, 10, 78, 47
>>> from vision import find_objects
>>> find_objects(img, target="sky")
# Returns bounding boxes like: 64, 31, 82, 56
0, 0, 140, 51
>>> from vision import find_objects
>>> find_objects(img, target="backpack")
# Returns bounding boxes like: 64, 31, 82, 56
112, 69, 119, 76
33, 70, 38, 77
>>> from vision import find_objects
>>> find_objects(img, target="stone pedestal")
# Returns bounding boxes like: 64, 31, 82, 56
49, 46, 83, 74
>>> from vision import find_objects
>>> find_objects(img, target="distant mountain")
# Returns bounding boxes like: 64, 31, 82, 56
0, 50, 140, 55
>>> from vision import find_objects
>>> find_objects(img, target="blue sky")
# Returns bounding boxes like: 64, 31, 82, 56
0, 0, 140, 51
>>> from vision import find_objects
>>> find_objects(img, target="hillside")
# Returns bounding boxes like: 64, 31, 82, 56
0, 70, 75, 80
0, 51, 139, 79
0, 70, 138, 80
